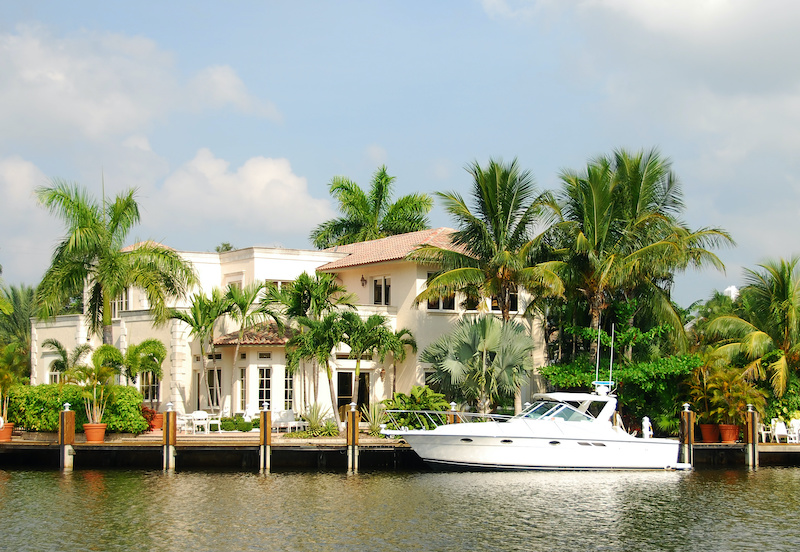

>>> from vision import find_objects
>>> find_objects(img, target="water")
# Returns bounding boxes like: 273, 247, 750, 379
1, 467, 799, 551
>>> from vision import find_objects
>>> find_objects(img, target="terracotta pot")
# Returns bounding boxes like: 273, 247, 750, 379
719, 424, 741, 443
151, 412, 164, 431
0, 423, 14, 442
699, 423, 720, 443
84, 422, 107, 443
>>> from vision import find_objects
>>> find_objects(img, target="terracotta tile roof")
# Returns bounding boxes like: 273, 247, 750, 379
214, 323, 293, 346
121, 240, 175, 253
317, 228, 458, 270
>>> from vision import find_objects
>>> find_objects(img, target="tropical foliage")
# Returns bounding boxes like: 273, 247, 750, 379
707, 257, 800, 397
422, 316, 535, 413
36, 180, 196, 344
62, 344, 124, 423
310, 165, 433, 248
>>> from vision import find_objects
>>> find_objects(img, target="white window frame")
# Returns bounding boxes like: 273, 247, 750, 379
373, 276, 391, 306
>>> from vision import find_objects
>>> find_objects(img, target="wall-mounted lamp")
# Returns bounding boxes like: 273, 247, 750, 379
361, 275, 367, 287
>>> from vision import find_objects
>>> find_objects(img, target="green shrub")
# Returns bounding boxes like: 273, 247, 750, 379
236, 420, 253, 432
221, 418, 237, 431
7, 383, 148, 434
382, 385, 450, 430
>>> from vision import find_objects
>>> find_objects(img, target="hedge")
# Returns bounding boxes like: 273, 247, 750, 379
7, 383, 149, 434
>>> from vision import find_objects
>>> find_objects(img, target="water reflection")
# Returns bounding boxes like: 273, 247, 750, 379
1, 468, 799, 551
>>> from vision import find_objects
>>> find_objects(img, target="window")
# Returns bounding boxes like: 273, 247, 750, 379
258, 352, 271, 360
208, 368, 222, 408
49, 371, 60, 384
110, 288, 129, 318
259, 367, 271, 410
240, 368, 247, 412
284, 371, 293, 410
426, 273, 455, 311
140, 372, 160, 402
373, 277, 391, 306
240, 352, 247, 360
207, 353, 222, 360
491, 290, 519, 313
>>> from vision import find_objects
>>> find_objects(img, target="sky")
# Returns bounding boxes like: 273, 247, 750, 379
1, 0, 799, 308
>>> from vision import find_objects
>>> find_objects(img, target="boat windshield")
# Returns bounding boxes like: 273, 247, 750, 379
519, 400, 595, 422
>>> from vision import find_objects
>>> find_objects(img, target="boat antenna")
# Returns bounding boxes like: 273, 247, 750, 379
594, 312, 601, 384
609, 323, 615, 389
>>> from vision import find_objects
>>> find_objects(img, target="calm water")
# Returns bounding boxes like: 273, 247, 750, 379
1, 467, 799, 552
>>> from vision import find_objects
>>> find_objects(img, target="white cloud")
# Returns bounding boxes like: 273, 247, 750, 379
152, 149, 334, 244
0, 156, 61, 284
0, 25, 279, 146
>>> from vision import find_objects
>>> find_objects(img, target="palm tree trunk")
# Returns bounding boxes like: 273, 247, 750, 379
102, 290, 113, 345
325, 362, 341, 426
352, 358, 361, 408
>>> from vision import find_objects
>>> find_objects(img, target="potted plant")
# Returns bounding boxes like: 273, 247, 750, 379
123, 339, 166, 430
0, 342, 28, 442
708, 366, 767, 443
688, 361, 720, 442
65, 344, 123, 443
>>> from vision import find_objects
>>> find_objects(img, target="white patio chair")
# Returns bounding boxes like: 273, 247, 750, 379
758, 423, 772, 443
191, 410, 210, 434
770, 418, 780, 442
773, 421, 790, 443
177, 414, 192, 434
207, 412, 222, 432
789, 419, 800, 443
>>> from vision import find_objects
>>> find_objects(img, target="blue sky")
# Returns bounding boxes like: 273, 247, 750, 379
2, 1, 799, 307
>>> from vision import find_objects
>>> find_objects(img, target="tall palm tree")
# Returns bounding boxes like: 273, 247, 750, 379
310, 165, 433, 249
547, 148, 733, 358
708, 257, 800, 396
286, 312, 345, 425
224, 281, 283, 412
170, 288, 231, 410
340, 311, 394, 406
280, 272, 355, 404
36, 180, 197, 344
0, 285, 36, 361
409, 158, 563, 321
122, 338, 167, 408
422, 316, 535, 413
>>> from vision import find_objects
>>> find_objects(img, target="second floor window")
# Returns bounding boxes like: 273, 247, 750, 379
110, 288, 129, 318
491, 289, 519, 313
426, 273, 455, 310
373, 277, 391, 306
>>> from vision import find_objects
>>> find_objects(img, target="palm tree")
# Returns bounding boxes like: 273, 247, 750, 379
63, 344, 123, 424
310, 165, 433, 249
36, 180, 197, 344
386, 328, 417, 395
340, 311, 394, 406
422, 316, 535, 413
287, 312, 345, 425
224, 281, 283, 412
708, 257, 800, 396
280, 272, 355, 404
41, 338, 93, 375
0, 284, 36, 373
547, 148, 733, 358
170, 288, 231, 410
122, 339, 167, 408
409, 158, 563, 322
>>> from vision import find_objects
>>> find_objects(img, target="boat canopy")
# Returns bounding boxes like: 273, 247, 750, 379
518, 392, 618, 423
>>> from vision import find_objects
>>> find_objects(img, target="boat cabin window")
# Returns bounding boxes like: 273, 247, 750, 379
520, 400, 594, 422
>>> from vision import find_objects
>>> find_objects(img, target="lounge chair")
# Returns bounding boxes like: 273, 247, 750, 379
774, 421, 790, 443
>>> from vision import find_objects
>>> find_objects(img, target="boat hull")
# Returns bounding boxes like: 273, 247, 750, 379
389, 421, 683, 471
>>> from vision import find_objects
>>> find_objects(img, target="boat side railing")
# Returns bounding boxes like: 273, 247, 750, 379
383, 409, 513, 431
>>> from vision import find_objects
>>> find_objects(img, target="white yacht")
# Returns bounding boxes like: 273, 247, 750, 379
382, 386, 688, 471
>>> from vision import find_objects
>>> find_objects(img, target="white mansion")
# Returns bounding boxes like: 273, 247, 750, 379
30, 229, 547, 416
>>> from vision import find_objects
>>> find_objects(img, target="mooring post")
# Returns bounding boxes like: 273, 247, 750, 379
59, 403, 75, 472
347, 402, 360, 473
447, 402, 457, 424
259, 401, 272, 473
162, 403, 177, 471
679, 403, 695, 467
745, 404, 759, 469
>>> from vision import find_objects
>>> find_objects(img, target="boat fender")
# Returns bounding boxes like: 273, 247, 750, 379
642, 416, 653, 439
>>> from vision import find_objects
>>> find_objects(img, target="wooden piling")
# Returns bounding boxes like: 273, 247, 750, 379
679, 407, 695, 467
162, 411, 177, 471
259, 410, 272, 473
745, 408, 759, 468
59, 409, 75, 472
346, 408, 360, 472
